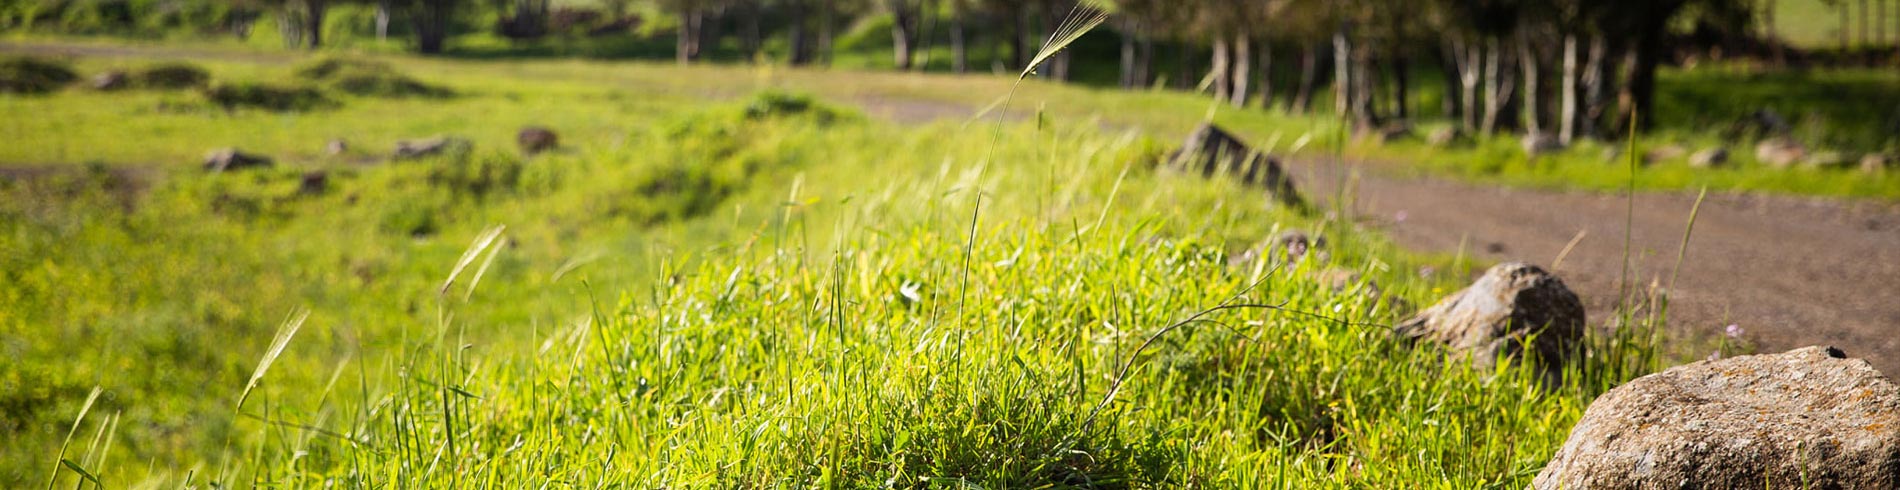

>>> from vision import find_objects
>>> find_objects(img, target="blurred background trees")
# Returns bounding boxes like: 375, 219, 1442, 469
5, 0, 1893, 139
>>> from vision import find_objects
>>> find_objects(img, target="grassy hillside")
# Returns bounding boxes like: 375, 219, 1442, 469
0, 49, 1692, 487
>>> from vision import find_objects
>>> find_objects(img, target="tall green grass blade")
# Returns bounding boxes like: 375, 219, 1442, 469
45, 386, 101, 490
440, 225, 506, 297
236, 309, 309, 413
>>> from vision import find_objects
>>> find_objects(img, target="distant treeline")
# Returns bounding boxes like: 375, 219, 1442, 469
6, 0, 1897, 139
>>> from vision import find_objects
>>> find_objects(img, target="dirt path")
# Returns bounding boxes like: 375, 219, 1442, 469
1290, 161, 1900, 372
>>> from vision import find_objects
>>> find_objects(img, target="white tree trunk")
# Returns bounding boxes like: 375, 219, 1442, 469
1333, 28, 1352, 117
1210, 37, 1231, 101
1481, 37, 1501, 135
1231, 33, 1250, 107
1520, 37, 1542, 136
1560, 34, 1579, 144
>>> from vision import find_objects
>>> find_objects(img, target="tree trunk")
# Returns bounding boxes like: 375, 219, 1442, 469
914, 0, 937, 71
1119, 19, 1136, 88
1231, 33, 1251, 108
1393, 56, 1409, 121
1766, 0, 1781, 63
1352, 48, 1376, 126
375, 0, 389, 41
1459, 37, 1481, 131
305, 0, 326, 49
1333, 27, 1352, 117
951, 8, 968, 73
1582, 36, 1610, 139
790, 0, 811, 65
1436, 41, 1451, 119
1627, 18, 1665, 131
742, 0, 761, 62
1293, 43, 1320, 114
1137, 30, 1153, 88
677, 9, 701, 64
1481, 37, 1504, 135
889, 1, 916, 70
1010, 9, 1028, 70
819, 0, 835, 65
415, 0, 451, 54
1043, 1, 1075, 80
1560, 34, 1579, 144
1519, 36, 1542, 136
1210, 37, 1231, 101
1257, 42, 1273, 110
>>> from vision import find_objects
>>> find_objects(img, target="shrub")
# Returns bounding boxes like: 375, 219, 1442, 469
742, 91, 850, 123
295, 56, 451, 98
0, 57, 78, 94
202, 82, 335, 112
293, 57, 391, 80
135, 62, 210, 89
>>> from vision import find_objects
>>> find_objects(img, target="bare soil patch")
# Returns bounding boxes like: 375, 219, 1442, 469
1293, 160, 1900, 373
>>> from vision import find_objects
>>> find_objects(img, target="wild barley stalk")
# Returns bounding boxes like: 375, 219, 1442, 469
237, 309, 310, 413
45, 386, 102, 490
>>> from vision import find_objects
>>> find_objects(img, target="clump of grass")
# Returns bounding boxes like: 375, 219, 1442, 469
742, 90, 852, 123
0, 56, 78, 94
295, 56, 451, 98
202, 81, 334, 112
134, 62, 210, 90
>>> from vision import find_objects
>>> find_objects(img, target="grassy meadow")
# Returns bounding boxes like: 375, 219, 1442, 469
0, 46, 1707, 487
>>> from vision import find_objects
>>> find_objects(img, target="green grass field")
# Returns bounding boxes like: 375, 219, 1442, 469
0, 46, 1707, 487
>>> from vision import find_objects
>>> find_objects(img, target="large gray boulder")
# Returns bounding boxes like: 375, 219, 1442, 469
1535, 346, 1900, 489
1166, 123, 1304, 208
1393, 262, 1584, 381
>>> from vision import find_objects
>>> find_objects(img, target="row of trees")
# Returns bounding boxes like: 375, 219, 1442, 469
11, 0, 1890, 138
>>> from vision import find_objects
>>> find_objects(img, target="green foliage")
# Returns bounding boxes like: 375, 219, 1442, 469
202, 81, 335, 111
296, 56, 453, 98
0, 56, 78, 94
134, 62, 210, 89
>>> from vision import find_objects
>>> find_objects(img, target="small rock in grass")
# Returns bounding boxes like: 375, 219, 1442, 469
1272, 230, 1327, 263
1688, 147, 1729, 168
324, 139, 349, 156
300, 170, 329, 194
203, 148, 273, 172
1393, 262, 1584, 382
1755, 137, 1807, 169
1641, 144, 1687, 164
1534, 346, 1900, 489
90, 70, 130, 91
1520, 132, 1564, 157
392, 136, 471, 160
1861, 154, 1891, 174
1426, 127, 1467, 148
1803, 150, 1852, 170
517, 126, 559, 155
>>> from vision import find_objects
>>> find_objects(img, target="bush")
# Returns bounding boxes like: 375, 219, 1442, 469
0, 57, 78, 94
293, 57, 391, 80
742, 91, 850, 123
295, 56, 451, 98
135, 62, 210, 89
202, 82, 335, 112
